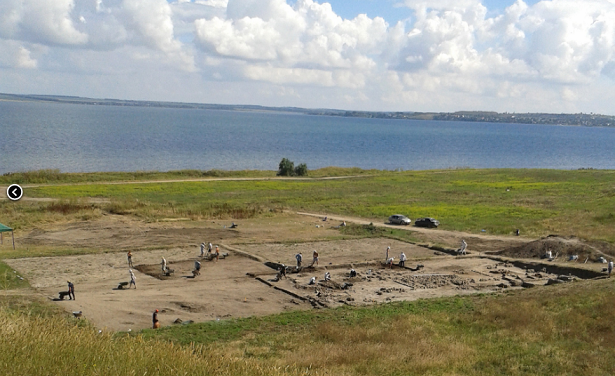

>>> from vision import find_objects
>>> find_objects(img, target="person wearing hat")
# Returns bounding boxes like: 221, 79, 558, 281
67, 280, 75, 300
152, 309, 160, 329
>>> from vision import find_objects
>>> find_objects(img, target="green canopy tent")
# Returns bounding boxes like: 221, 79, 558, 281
0, 223, 15, 250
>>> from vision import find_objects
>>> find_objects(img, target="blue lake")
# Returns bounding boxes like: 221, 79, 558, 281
1, 100, 614, 174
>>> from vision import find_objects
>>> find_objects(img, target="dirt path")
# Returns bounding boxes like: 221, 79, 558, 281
295, 211, 533, 251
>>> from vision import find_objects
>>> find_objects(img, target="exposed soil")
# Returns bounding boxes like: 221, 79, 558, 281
4, 213, 610, 332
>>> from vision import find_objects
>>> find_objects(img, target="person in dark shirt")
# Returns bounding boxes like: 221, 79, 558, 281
127, 250, 134, 267
67, 281, 75, 300
153, 309, 160, 329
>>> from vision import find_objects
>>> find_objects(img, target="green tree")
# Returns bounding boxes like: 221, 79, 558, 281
294, 163, 308, 176
277, 158, 295, 176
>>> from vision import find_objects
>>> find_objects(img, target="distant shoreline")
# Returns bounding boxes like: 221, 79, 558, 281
1, 92, 613, 128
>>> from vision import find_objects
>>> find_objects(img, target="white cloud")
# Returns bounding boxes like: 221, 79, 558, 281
195, 0, 388, 79
0, 0, 87, 45
1, 0, 615, 114
121, 0, 196, 71
0, 41, 39, 69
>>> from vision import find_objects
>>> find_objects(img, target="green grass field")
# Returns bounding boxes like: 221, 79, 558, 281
0, 261, 29, 289
7, 168, 615, 241
2, 168, 615, 375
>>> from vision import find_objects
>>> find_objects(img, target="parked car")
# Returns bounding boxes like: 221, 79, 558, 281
414, 217, 440, 228
388, 214, 411, 225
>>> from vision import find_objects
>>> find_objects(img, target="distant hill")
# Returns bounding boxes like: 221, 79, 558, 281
1, 92, 613, 127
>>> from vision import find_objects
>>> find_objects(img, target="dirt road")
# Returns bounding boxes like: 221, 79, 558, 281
295, 211, 531, 252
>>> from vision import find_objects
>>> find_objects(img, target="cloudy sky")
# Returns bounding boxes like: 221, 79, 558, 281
1, 0, 615, 114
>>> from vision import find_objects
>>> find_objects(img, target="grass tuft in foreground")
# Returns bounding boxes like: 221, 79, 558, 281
1, 275, 615, 375
142, 279, 615, 375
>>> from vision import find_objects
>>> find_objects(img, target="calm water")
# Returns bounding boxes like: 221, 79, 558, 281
1, 100, 614, 174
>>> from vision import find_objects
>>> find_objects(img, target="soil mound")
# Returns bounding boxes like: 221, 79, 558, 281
495, 235, 607, 261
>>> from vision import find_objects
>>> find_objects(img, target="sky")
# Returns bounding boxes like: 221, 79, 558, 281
1, 0, 615, 114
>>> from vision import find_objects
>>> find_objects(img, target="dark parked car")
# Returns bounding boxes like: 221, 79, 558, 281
388, 214, 411, 225
414, 217, 440, 228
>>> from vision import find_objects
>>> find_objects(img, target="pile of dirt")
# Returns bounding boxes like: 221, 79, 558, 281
495, 235, 606, 261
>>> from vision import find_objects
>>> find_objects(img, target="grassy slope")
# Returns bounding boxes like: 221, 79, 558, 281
142, 278, 615, 375
1, 279, 614, 375
0, 261, 29, 289
13, 168, 615, 241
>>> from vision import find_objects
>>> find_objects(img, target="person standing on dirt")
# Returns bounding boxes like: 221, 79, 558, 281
458, 240, 467, 255
152, 309, 160, 329
215, 246, 220, 262
67, 280, 75, 300
312, 250, 319, 266
127, 250, 134, 268
161, 257, 167, 274
208, 242, 213, 255
195, 260, 201, 275
296, 252, 303, 268
200, 243, 205, 257
386, 246, 390, 261
608, 260, 614, 278
399, 252, 407, 267
129, 269, 136, 289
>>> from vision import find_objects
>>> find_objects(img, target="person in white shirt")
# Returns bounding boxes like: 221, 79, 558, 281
129, 269, 136, 289
161, 257, 167, 274
399, 252, 407, 267
200, 243, 205, 257
608, 260, 614, 278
